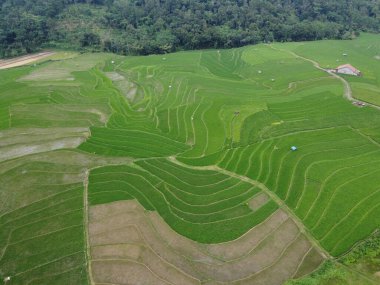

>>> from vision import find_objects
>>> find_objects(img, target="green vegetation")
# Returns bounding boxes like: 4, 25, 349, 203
89, 159, 277, 243
1, 34, 380, 283
0, 54, 114, 283
1, 0, 379, 57
287, 231, 380, 285
0, 161, 87, 285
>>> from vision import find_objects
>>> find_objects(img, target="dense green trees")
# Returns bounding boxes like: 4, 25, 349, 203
0, 0, 379, 57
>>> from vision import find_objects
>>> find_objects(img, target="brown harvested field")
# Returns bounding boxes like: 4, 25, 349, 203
0, 52, 55, 69
92, 244, 200, 285
293, 247, 325, 278
192, 220, 302, 281
228, 235, 312, 285
90, 225, 143, 246
248, 192, 270, 211
91, 260, 171, 285
88, 200, 325, 285
203, 210, 288, 260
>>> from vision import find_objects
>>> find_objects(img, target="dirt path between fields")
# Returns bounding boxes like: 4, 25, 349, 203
269, 45, 380, 111
0, 51, 55, 69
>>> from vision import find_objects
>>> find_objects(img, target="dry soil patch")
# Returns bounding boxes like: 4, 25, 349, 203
204, 210, 288, 260
88, 200, 324, 284
92, 260, 171, 285
248, 192, 270, 211
0, 52, 55, 69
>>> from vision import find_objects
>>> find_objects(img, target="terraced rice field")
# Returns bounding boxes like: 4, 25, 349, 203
1, 34, 380, 284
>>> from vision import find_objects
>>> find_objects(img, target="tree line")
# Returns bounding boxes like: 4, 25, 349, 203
0, 0, 379, 57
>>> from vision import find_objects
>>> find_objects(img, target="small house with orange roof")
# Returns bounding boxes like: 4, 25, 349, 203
333, 64, 361, 76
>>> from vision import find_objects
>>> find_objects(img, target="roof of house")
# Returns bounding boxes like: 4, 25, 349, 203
336, 64, 360, 73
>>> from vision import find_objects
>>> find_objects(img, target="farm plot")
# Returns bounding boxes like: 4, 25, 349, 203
275, 33, 380, 107
0, 127, 89, 162
88, 200, 324, 285
0, 160, 88, 285
0, 147, 135, 284
84, 46, 323, 158
1, 33, 380, 285
182, 91, 380, 256
88, 159, 278, 243
0, 54, 135, 284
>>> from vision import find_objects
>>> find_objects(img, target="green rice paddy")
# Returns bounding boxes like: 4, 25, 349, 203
1, 34, 380, 284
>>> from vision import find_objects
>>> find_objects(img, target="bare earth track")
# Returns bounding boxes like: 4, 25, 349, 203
0, 51, 55, 69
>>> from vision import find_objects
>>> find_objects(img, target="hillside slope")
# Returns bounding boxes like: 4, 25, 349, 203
0, 34, 380, 284
0, 0, 379, 57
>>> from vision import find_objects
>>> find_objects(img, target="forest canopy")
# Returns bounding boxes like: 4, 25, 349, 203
0, 0, 379, 57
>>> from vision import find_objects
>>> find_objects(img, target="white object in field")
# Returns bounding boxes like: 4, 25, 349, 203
291, 146, 297, 151
162, 57, 166, 60
343, 53, 348, 56
4, 276, 11, 282
258, 70, 262, 74
271, 78, 275, 81
169, 85, 172, 88
111, 61, 115, 64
